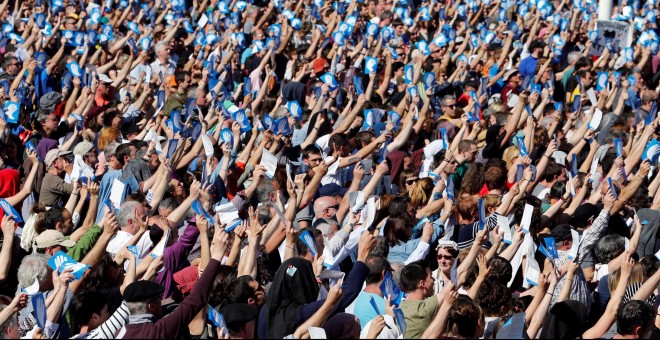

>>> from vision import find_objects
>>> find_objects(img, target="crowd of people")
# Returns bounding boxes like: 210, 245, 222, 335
0, 0, 659, 338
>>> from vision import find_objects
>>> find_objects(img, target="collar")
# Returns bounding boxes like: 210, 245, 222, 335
128, 313, 157, 325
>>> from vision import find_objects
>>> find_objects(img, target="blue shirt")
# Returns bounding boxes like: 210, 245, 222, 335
519, 56, 538, 78
353, 292, 386, 330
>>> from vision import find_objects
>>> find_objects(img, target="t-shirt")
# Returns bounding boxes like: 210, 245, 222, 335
353, 292, 386, 330
400, 295, 440, 339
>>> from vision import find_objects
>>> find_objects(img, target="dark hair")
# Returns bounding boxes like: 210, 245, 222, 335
459, 163, 485, 196
388, 196, 411, 216
639, 256, 660, 280
444, 295, 484, 338
476, 280, 512, 317
71, 291, 108, 327
329, 133, 348, 153
41, 206, 66, 233
355, 131, 375, 149
302, 145, 321, 160
114, 143, 132, 166
223, 276, 257, 306
400, 261, 429, 293
487, 256, 513, 285
484, 166, 506, 191
542, 160, 562, 183
594, 235, 625, 264
549, 181, 566, 200
513, 196, 542, 242
78, 253, 122, 293
616, 300, 655, 336
209, 265, 239, 308
383, 214, 413, 247
365, 256, 390, 285
295, 228, 323, 257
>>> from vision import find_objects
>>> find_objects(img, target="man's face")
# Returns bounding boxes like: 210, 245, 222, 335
127, 146, 138, 162
85, 149, 99, 167
445, 160, 458, 174
179, 75, 192, 92
423, 269, 435, 297
5, 58, 19, 76
303, 152, 322, 168
91, 305, 110, 329
581, 72, 594, 88
107, 153, 121, 170
442, 99, 457, 117
61, 209, 74, 235
248, 279, 266, 306
43, 114, 59, 131
253, 29, 265, 42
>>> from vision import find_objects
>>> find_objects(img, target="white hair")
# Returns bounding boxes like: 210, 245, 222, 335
17, 254, 49, 288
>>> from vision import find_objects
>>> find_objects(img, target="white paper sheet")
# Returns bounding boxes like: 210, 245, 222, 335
498, 215, 513, 244
109, 179, 125, 210
201, 135, 214, 157
520, 204, 534, 233
589, 108, 603, 130
214, 202, 240, 225
525, 256, 540, 286
150, 228, 171, 258
567, 229, 580, 261
260, 149, 278, 179
587, 88, 598, 107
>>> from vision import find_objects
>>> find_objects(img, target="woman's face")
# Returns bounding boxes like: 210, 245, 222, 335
404, 175, 418, 191
437, 247, 455, 273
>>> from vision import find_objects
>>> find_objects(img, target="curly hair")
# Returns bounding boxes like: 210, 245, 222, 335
459, 163, 485, 196
476, 279, 512, 317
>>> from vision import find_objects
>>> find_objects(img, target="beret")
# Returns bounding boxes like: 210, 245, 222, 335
123, 281, 165, 302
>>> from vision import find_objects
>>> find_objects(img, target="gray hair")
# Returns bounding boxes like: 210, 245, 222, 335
17, 254, 49, 288
272, 106, 289, 120
117, 201, 140, 229
126, 301, 150, 315
159, 197, 179, 212
442, 95, 456, 105
154, 41, 168, 55
256, 178, 275, 204
568, 51, 582, 66
0, 304, 17, 339
368, 236, 389, 258
104, 142, 119, 157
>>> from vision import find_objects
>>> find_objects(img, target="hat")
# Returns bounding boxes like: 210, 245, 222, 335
504, 69, 519, 82
73, 141, 94, 156
40, 91, 63, 113
219, 303, 259, 327
123, 281, 165, 302
507, 93, 519, 108
44, 149, 72, 167
318, 183, 349, 197
569, 203, 600, 229
312, 57, 329, 74
97, 73, 113, 84
35, 230, 76, 248
550, 224, 573, 242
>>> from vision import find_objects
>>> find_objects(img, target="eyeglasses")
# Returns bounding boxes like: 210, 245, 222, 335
405, 178, 419, 185
437, 255, 454, 260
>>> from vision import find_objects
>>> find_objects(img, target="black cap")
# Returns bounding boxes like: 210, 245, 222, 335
550, 224, 573, 242
318, 183, 349, 197
123, 281, 165, 302
218, 303, 259, 327
569, 203, 600, 229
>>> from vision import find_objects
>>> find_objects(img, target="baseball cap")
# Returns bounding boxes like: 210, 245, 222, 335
73, 141, 94, 156
35, 230, 76, 249
318, 183, 349, 197
44, 149, 72, 167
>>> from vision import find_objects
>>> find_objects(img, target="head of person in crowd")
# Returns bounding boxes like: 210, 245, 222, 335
615, 300, 656, 339
218, 303, 260, 339
443, 295, 485, 338
124, 280, 166, 318
399, 261, 434, 299
70, 291, 111, 335
436, 241, 459, 277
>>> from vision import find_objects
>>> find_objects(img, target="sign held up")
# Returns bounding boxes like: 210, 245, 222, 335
589, 20, 632, 56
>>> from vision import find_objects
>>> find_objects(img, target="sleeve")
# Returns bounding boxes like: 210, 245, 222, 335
404, 241, 430, 265
577, 210, 609, 264
155, 259, 221, 338
67, 225, 102, 262
298, 261, 370, 322
87, 301, 130, 339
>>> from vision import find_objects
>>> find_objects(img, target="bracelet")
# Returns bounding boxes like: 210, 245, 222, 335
543, 154, 551, 159
546, 292, 553, 296
444, 158, 451, 163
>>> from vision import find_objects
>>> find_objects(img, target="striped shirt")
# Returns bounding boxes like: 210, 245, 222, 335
70, 301, 129, 339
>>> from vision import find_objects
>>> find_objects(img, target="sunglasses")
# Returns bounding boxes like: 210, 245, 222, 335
437, 255, 454, 260
405, 178, 419, 185
445, 104, 456, 108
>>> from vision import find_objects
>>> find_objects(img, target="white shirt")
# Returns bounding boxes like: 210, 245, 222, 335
106, 230, 153, 259
149, 58, 176, 79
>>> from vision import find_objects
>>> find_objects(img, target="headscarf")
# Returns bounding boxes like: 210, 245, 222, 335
539, 300, 589, 339
264, 257, 319, 339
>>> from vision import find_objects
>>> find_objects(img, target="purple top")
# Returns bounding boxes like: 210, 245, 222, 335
156, 223, 200, 299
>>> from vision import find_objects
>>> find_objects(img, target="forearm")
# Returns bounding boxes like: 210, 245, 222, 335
0, 235, 13, 282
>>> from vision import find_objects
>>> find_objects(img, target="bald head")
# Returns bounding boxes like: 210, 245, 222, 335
313, 196, 339, 219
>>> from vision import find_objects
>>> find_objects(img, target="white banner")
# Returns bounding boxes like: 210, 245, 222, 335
589, 20, 632, 56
